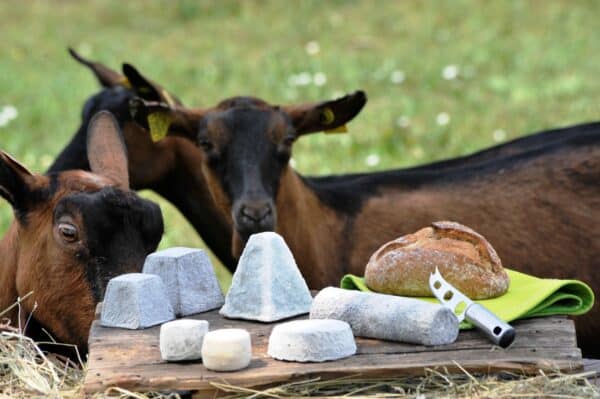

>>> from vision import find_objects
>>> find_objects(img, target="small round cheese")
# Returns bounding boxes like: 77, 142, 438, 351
160, 319, 209, 362
201, 329, 252, 371
267, 319, 356, 362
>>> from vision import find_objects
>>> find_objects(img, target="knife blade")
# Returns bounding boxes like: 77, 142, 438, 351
429, 267, 516, 348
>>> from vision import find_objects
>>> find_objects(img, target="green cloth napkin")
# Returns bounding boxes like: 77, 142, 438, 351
340, 269, 594, 329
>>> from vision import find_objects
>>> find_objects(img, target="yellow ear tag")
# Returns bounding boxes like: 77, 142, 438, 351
321, 107, 336, 125
119, 76, 131, 89
324, 124, 348, 134
321, 107, 348, 134
147, 112, 173, 142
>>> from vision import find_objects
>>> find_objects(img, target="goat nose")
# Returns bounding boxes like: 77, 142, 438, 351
240, 203, 272, 222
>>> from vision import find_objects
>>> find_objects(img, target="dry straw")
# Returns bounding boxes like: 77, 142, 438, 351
211, 367, 600, 399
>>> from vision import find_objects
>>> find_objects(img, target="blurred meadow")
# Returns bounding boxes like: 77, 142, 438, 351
1, 0, 599, 288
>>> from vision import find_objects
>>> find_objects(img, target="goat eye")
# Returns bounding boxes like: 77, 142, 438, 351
198, 138, 213, 152
58, 223, 78, 242
282, 128, 297, 145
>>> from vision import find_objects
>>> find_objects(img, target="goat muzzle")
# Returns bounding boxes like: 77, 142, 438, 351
233, 200, 276, 239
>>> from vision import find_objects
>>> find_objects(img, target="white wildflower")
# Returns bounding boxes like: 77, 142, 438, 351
493, 129, 507, 142
0, 105, 18, 127
289, 158, 297, 168
442, 64, 459, 80
390, 70, 405, 84
436, 112, 450, 126
305, 41, 320, 56
395, 116, 411, 128
3, 105, 18, 120
365, 153, 380, 167
288, 72, 312, 87
313, 72, 327, 87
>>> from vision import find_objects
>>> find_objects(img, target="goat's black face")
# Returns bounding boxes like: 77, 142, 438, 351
130, 91, 367, 251
196, 97, 294, 241
54, 185, 164, 302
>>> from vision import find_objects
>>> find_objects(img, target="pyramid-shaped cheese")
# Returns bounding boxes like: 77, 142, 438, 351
143, 247, 224, 316
220, 232, 312, 322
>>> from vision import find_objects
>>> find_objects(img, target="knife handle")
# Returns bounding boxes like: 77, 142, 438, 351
465, 303, 516, 348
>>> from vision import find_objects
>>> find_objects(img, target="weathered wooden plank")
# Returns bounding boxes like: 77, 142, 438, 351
85, 314, 577, 363
84, 312, 582, 394
85, 346, 582, 393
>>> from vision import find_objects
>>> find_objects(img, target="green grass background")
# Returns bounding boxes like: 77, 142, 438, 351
1, 1, 599, 288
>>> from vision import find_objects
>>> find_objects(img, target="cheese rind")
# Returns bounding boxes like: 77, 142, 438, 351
160, 319, 209, 361
201, 329, 252, 371
268, 319, 356, 362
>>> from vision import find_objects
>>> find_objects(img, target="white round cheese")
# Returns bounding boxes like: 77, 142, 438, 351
267, 319, 356, 362
201, 328, 252, 371
160, 319, 209, 362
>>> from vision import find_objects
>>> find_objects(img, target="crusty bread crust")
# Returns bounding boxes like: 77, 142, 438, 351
364, 221, 510, 299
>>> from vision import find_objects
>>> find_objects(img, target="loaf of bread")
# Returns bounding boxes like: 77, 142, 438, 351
364, 221, 509, 299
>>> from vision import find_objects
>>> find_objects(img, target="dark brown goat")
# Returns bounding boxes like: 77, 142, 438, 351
132, 94, 600, 356
50, 50, 235, 270
0, 112, 164, 352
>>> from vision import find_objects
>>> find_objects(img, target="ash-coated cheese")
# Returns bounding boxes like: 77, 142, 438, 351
101, 273, 174, 329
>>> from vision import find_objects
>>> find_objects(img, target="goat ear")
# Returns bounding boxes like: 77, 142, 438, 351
122, 64, 181, 107
283, 91, 367, 136
86, 111, 130, 189
68, 47, 128, 88
0, 151, 36, 211
129, 97, 203, 142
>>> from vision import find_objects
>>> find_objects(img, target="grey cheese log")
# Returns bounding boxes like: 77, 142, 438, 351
310, 287, 459, 346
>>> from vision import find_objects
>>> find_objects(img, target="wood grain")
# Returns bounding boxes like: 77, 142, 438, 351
84, 310, 582, 395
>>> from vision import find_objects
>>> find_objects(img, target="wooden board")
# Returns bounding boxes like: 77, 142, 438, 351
584, 359, 600, 387
84, 310, 582, 395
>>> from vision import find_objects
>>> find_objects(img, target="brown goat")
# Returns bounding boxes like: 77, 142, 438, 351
131, 94, 600, 356
49, 50, 236, 270
0, 112, 164, 353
